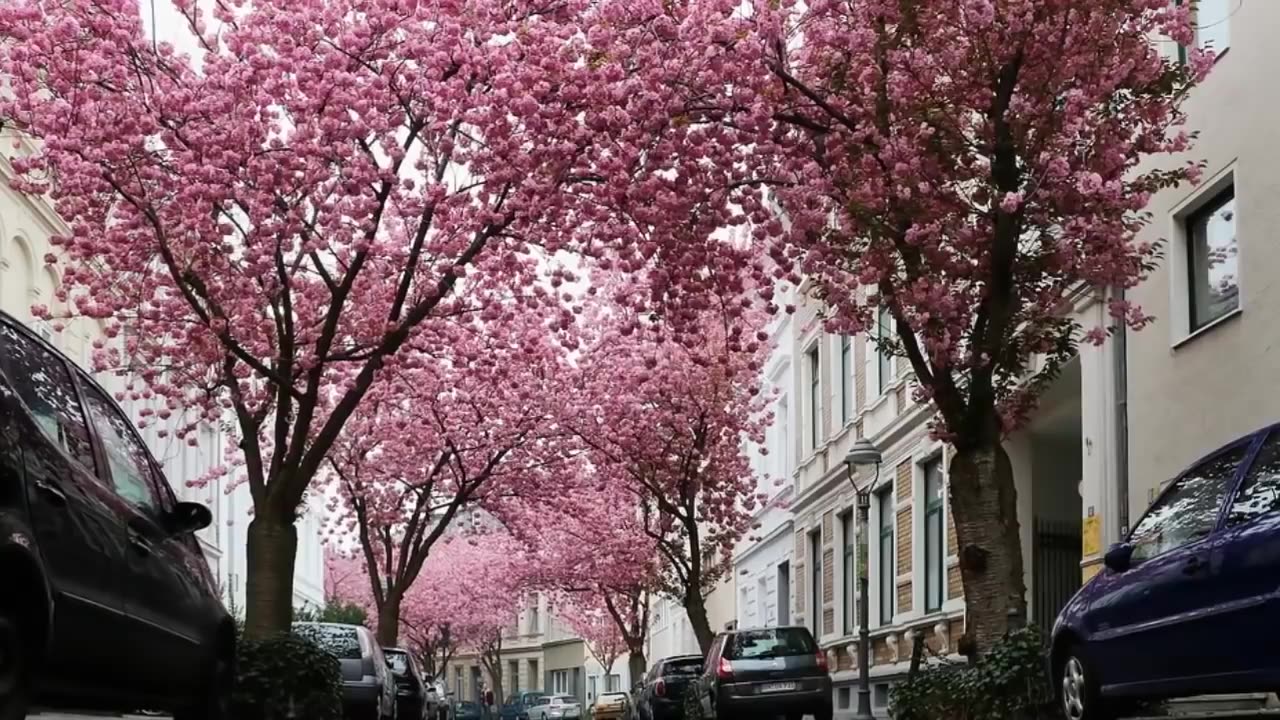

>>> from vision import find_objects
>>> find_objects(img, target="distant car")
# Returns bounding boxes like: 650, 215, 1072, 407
1052, 424, 1280, 720
527, 694, 583, 719
501, 690, 548, 720
588, 691, 630, 719
684, 626, 832, 720
293, 622, 396, 720
454, 700, 483, 720
633, 655, 702, 720
0, 313, 234, 720
385, 646, 429, 720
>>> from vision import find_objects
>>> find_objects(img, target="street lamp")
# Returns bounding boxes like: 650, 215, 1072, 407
844, 439, 882, 720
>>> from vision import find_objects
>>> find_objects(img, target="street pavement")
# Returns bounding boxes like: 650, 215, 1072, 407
29, 714, 167, 719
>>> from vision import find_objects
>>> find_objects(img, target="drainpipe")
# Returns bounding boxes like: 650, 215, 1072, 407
1113, 285, 1130, 541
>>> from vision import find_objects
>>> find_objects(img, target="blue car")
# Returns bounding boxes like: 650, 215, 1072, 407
1052, 423, 1280, 720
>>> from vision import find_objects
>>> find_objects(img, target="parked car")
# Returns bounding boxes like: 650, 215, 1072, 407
632, 655, 702, 720
0, 314, 234, 720
1052, 423, 1280, 720
527, 694, 583, 719
588, 691, 630, 719
293, 622, 396, 720
501, 690, 548, 720
455, 700, 483, 720
684, 626, 832, 720
385, 646, 429, 720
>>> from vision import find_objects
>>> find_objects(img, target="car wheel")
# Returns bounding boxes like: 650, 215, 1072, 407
173, 647, 234, 720
1060, 648, 1111, 720
0, 614, 31, 720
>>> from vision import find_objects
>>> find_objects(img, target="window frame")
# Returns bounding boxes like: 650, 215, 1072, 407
1184, 183, 1239, 333
839, 335, 852, 425
922, 457, 945, 613
809, 528, 822, 637
806, 345, 821, 449
877, 486, 895, 626
840, 510, 855, 635
876, 307, 893, 396
1126, 438, 1253, 563
1226, 429, 1280, 529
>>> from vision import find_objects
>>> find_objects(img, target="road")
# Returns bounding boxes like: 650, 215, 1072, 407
29, 714, 167, 719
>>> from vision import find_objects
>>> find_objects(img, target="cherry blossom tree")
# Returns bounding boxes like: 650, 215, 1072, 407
567, 298, 770, 653
0, 0, 762, 638
326, 312, 577, 647
735, 0, 1211, 650
558, 594, 629, 692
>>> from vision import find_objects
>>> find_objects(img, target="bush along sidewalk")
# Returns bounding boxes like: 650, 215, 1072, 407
233, 631, 342, 720
890, 626, 1055, 720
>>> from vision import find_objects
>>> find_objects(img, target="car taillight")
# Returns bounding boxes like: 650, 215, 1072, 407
816, 650, 829, 672
654, 678, 666, 697
717, 657, 734, 680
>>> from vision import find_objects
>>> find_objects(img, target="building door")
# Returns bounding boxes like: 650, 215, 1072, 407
776, 561, 790, 625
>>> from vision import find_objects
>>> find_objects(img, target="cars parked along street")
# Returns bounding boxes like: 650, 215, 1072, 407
526, 694, 582, 719
454, 700, 483, 720
587, 691, 629, 720
1052, 423, 1280, 720
0, 313, 234, 720
384, 647, 429, 720
684, 626, 832, 720
500, 691, 547, 720
293, 622, 396, 720
632, 655, 702, 720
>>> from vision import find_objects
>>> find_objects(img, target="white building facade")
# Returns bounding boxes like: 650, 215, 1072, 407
1, 125, 325, 614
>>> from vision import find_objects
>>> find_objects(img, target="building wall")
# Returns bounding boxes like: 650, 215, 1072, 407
1123, 2, 1279, 521
0, 126, 325, 614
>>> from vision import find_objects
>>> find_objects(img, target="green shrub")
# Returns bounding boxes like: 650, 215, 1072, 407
233, 631, 343, 720
890, 626, 1054, 720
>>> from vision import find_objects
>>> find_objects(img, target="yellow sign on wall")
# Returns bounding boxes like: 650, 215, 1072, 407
1082, 515, 1101, 557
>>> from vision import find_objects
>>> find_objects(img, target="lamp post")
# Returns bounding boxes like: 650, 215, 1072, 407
845, 439, 882, 720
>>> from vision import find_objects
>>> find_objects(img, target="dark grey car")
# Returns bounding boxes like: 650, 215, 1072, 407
294, 622, 396, 720
685, 626, 832, 720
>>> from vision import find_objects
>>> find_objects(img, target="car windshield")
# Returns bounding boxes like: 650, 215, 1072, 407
726, 628, 816, 660
385, 650, 409, 674
292, 624, 362, 660
664, 659, 703, 675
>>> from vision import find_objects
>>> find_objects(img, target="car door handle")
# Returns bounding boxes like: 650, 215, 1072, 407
129, 532, 154, 556
34, 479, 68, 505
1183, 556, 1207, 575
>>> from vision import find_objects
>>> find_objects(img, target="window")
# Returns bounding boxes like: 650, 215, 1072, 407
776, 562, 791, 625
588, 676, 597, 702
923, 457, 945, 612
0, 322, 96, 471
841, 511, 855, 635
509, 661, 520, 693
1129, 444, 1247, 562
877, 487, 895, 626
551, 670, 569, 694
292, 624, 362, 660
807, 346, 821, 449
839, 335, 852, 424
725, 627, 817, 660
79, 379, 164, 513
1186, 185, 1238, 331
1227, 433, 1280, 527
877, 306, 893, 395
809, 529, 822, 635
606, 674, 620, 692
529, 599, 541, 634
528, 660, 539, 691
1177, 0, 1231, 60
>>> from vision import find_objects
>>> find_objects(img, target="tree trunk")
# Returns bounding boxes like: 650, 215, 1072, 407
244, 515, 299, 639
377, 587, 403, 647
948, 441, 1027, 657
627, 650, 647, 688
683, 593, 715, 654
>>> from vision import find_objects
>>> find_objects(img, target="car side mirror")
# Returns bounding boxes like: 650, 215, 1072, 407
166, 501, 213, 535
1104, 542, 1135, 573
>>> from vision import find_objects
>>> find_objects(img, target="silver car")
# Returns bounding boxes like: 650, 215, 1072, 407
294, 622, 397, 720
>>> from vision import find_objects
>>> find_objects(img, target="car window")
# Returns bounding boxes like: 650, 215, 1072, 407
725, 628, 817, 660
662, 658, 702, 676
1228, 432, 1280, 527
386, 651, 409, 674
0, 322, 97, 472
1130, 444, 1247, 562
77, 379, 165, 513
293, 624, 363, 660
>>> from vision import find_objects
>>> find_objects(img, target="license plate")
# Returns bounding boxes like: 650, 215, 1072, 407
759, 681, 797, 693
